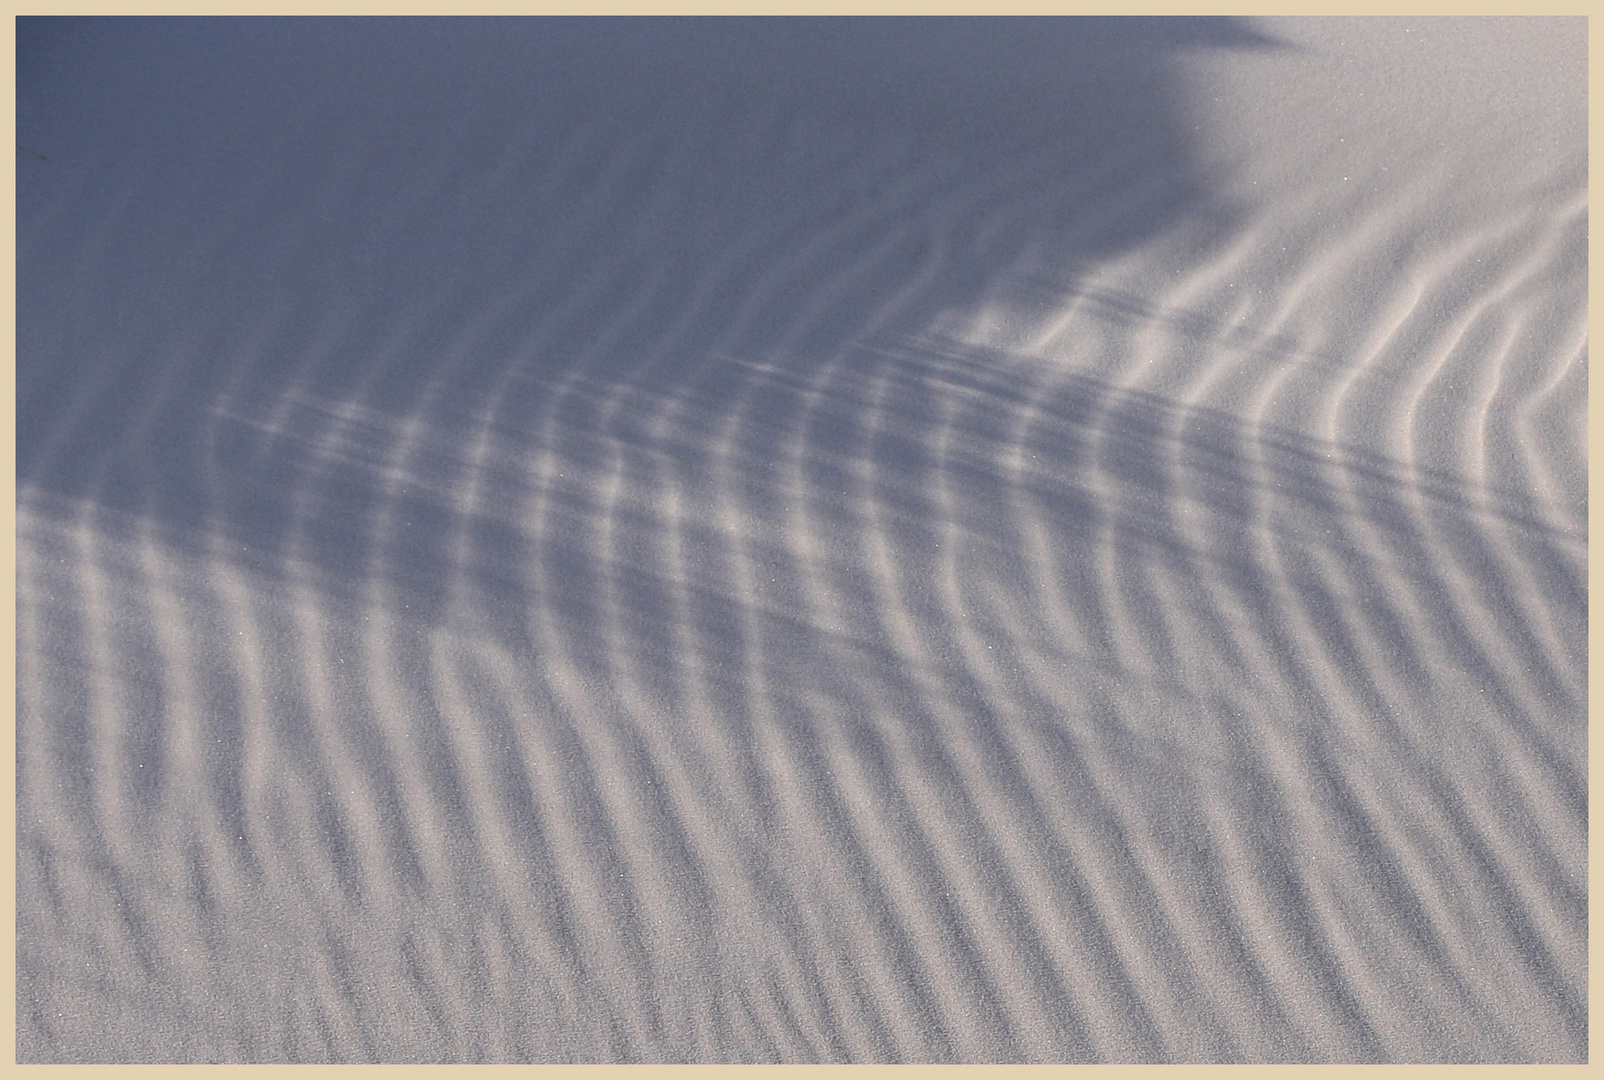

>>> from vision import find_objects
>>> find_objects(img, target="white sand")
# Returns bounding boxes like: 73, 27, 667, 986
15, 17, 1586, 1062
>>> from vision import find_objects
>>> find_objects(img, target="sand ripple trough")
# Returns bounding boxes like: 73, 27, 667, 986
16, 17, 1585, 1062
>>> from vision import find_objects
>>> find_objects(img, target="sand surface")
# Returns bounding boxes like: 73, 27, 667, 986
15, 17, 1586, 1062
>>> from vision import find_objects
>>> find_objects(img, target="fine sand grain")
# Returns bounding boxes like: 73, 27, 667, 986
15, 16, 1586, 1062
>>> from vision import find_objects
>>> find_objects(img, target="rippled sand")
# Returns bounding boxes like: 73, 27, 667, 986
15, 17, 1585, 1062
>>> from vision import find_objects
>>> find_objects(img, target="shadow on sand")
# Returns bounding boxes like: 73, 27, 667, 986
16, 17, 1586, 1064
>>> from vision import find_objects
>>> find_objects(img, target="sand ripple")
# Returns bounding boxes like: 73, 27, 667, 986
16, 19, 1585, 1063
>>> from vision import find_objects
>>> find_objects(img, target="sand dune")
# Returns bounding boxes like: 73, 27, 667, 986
15, 17, 1586, 1062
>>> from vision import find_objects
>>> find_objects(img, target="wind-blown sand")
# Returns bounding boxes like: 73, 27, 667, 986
15, 17, 1586, 1062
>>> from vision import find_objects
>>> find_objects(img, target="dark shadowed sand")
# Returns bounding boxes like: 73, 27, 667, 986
15, 16, 1586, 1062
